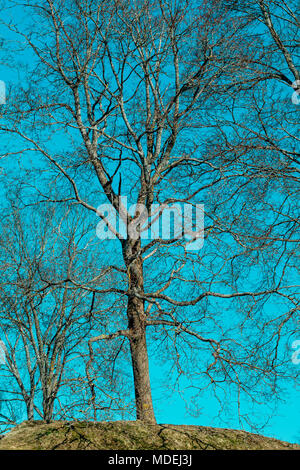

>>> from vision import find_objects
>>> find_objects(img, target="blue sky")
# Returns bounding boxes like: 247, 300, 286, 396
0, 1, 299, 444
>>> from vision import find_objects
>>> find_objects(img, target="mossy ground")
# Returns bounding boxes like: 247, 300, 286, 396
0, 420, 299, 450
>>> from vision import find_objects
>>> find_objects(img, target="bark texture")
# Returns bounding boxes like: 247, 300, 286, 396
123, 239, 156, 424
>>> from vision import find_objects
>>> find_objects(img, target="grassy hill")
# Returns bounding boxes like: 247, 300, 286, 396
0, 420, 299, 450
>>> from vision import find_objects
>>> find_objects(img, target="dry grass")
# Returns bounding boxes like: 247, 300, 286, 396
0, 420, 299, 450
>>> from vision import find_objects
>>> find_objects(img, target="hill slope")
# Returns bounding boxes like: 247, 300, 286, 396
0, 420, 299, 450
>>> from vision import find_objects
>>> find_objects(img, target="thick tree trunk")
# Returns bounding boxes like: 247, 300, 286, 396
123, 239, 156, 424
42, 385, 55, 423
25, 398, 34, 421
43, 398, 54, 423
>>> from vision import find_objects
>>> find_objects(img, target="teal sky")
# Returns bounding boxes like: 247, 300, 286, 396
0, 2, 299, 444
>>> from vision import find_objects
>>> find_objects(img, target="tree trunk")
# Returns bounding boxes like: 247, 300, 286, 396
43, 396, 54, 423
123, 239, 156, 424
42, 383, 55, 423
25, 398, 34, 421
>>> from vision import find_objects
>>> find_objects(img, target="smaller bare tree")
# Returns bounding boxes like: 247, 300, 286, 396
0, 194, 131, 425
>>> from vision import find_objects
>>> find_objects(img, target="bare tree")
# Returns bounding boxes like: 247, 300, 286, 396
0, 193, 132, 425
0, 0, 299, 428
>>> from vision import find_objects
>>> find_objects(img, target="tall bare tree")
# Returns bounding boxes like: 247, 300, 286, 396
0, 0, 299, 427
